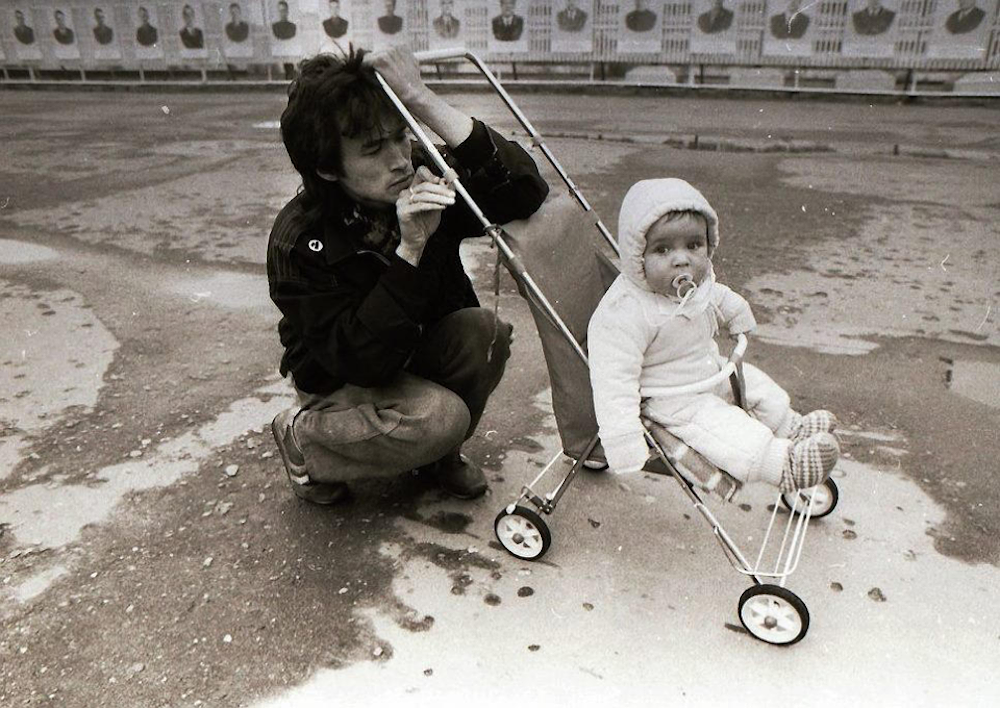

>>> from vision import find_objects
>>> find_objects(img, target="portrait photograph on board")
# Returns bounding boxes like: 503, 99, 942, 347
428, 0, 464, 50
927, 0, 997, 58
689, 0, 738, 54
762, 0, 816, 56
488, 0, 529, 53
267, 0, 303, 57
10, 6, 43, 59
618, 0, 662, 54
551, 0, 594, 53
50, 7, 81, 60
843, 0, 901, 57
177, 2, 208, 58
133, 4, 162, 58
91, 6, 122, 59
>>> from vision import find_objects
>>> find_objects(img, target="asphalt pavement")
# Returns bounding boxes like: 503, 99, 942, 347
1, 88, 999, 707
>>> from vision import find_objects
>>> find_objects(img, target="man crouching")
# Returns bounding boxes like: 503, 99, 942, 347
267, 47, 549, 504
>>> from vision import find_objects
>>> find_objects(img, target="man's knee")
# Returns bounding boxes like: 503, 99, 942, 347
413, 383, 471, 457
448, 307, 512, 368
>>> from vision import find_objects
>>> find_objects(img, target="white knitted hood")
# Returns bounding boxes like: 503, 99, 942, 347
616, 178, 719, 292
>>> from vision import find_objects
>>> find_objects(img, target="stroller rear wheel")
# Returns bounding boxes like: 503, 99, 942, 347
780, 478, 839, 519
738, 584, 810, 645
494, 505, 551, 560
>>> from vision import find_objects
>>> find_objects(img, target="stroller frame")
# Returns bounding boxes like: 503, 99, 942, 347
379, 49, 841, 646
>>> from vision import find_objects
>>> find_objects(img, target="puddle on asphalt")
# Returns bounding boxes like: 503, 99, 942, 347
166, 272, 271, 309
943, 358, 1000, 409
0, 239, 58, 264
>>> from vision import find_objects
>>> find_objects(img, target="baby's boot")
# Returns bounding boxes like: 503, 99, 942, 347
788, 410, 838, 443
781, 432, 839, 493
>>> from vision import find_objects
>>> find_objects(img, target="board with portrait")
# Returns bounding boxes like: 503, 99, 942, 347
926, 0, 996, 58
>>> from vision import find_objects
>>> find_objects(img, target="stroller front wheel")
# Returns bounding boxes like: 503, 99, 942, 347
780, 478, 839, 519
738, 584, 810, 645
494, 505, 551, 560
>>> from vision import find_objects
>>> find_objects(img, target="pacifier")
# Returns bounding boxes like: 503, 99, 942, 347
671, 273, 696, 299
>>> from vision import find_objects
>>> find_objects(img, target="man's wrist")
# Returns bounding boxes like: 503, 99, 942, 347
395, 242, 423, 267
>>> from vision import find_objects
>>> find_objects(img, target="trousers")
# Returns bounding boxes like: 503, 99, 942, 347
642, 363, 796, 486
292, 307, 512, 483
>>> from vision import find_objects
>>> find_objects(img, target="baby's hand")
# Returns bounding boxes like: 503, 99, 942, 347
603, 434, 650, 475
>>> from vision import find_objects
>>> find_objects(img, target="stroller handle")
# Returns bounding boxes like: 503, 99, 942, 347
641, 334, 748, 399
414, 48, 471, 63
411, 46, 619, 256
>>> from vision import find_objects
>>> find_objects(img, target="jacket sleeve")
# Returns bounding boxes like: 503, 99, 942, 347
273, 240, 433, 389
587, 291, 653, 474
713, 283, 757, 336
435, 119, 549, 236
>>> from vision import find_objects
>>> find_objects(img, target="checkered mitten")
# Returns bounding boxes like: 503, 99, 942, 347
788, 410, 838, 443
780, 432, 839, 493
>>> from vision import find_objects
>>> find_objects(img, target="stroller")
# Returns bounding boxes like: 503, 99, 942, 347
380, 50, 841, 646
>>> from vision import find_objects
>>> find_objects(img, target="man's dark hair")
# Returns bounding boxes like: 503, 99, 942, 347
280, 48, 401, 213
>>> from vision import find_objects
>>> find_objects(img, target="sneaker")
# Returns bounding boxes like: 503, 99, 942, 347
789, 410, 838, 443
781, 432, 839, 493
271, 408, 349, 505
430, 453, 487, 500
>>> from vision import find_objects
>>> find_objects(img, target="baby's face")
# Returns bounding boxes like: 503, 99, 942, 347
642, 212, 711, 297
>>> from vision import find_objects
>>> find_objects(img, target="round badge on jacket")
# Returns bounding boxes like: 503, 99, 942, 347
308, 239, 323, 252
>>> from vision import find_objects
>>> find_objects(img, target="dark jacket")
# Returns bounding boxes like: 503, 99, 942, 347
557, 8, 587, 32
94, 25, 114, 45
492, 14, 524, 41
378, 14, 403, 34
136, 24, 158, 47
15, 25, 35, 45
54, 27, 75, 45
697, 8, 733, 34
946, 6, 985, 34
323, 16, 349, 38
267, 120, 549, 394
226, 21, 249, 42
179, 26, 204, 48
851, 7, 895, 35
625, 9, 656, 32
272, 20, 296, 39
769, 12, 809, 39
433, 15, 460, 38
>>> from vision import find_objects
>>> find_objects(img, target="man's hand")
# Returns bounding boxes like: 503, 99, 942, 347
363, 47, 429, 108
395, 166, 456, 267
363, 47, 473, 148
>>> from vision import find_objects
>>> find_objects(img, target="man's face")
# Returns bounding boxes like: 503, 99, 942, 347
566, 0, 578, 10
958, 0, 975, 9
278, 2, 289, 20
866, 0, 881, 10
787, 0, 801, 13
441, 0, 454, 15
642, 213, 711, 298
15, 10, 25, 26
139, 7, 149, 23
635, 0, 647, 11
384, 0, 396, 15
183, 6, 195, 25
500, 0, 516, 17
55, 11, 66, 28
326, 117, 414, 209
329, 0, 340, 18
711, 0, 724, 11
95, 9, 105, 25
230, 5, 242, 21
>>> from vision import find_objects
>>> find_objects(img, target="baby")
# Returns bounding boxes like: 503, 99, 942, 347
587, 178, 839, 493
